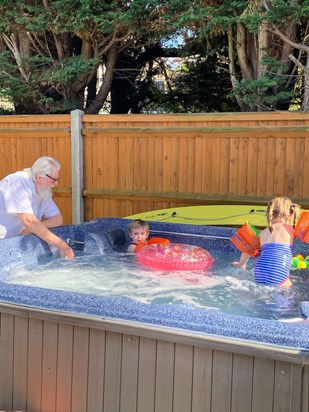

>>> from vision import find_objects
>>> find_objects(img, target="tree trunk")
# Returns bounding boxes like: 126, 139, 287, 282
301, 53, 309, 111
227, 25, 248, 112
84, 44, 117, 114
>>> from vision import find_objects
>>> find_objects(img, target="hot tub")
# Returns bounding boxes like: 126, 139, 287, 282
0, 218, 308, 412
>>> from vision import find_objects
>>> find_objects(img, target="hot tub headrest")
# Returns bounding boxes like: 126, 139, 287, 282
105, 228, 128, 250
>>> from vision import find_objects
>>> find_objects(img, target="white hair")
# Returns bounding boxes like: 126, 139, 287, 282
29, 156, 61, 181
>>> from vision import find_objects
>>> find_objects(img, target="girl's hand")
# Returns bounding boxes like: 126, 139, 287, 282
231, 261, 246, 269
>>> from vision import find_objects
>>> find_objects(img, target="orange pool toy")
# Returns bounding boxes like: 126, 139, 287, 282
231, 223, 260, 256
295, 212, 309, 243
133, 237, 170, 252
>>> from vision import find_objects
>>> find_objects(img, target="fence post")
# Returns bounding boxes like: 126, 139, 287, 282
70, 109, 84, 224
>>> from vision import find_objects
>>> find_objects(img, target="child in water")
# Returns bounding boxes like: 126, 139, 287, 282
232, 197, 301, 287
127, 219, 149, 252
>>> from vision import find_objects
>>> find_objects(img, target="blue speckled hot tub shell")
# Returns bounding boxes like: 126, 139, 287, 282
0, 218, 309, 350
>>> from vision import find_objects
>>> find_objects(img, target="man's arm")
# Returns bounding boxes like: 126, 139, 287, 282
42, 213, 63, 228
18, 213, 74, 259
20, 213, 64, 234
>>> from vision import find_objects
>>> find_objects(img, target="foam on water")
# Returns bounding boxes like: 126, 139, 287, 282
4, 249, 309, 320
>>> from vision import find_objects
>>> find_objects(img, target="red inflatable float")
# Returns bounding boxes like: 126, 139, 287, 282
136, 243, 214, 271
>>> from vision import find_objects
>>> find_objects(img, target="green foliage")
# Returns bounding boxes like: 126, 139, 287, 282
260, 55, 289, 72
42, 56, 99, 85
177, 0, 308, 111
230, 47, 296, 110
148, 55, 238, 113
0, 51, 96, 112
0, 107, 14, 115
0, 0, 308, 113
231, 75, 294, 109
0, 0, 181, 113
263, 0, 309, 25
37, 96, 79, 113
0, 53, 33, 98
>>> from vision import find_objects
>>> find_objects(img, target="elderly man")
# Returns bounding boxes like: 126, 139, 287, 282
0, 156, 74, 259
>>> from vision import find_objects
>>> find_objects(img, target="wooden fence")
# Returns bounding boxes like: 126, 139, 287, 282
1, 111, 309, 224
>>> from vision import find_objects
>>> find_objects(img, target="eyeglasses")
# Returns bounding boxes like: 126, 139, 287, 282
45, 173, 59, 182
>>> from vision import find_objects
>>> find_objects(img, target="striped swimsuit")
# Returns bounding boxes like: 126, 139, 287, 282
254, 243, 292, 286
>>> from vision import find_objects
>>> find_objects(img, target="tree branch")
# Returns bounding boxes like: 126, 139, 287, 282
2, 33, 30, 81
85, 43, 118, 113
263, 0, 309, 52
288, 53, 309, 75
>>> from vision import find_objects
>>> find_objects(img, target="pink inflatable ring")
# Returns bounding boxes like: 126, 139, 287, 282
136, 243, 214, 271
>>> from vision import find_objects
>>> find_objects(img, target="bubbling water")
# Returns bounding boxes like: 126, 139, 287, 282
5, 249, 309, 320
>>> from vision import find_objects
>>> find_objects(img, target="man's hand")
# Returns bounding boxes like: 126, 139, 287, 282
57, 240, 74, 259
18, 212, 74, 259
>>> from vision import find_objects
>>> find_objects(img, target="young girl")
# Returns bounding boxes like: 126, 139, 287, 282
232, 197, 301, 287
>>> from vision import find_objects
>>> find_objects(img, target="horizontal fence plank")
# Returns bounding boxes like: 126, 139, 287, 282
83, 127, 309, 135
0, 128, 69, 133
0, 114, 70, 123
82, 188, 309, 208
82, 111, 309, 123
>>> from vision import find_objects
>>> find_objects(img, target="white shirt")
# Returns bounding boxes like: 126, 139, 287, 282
0, 170, 60, 238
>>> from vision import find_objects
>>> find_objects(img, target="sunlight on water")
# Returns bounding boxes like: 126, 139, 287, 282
5, 249, 309, 320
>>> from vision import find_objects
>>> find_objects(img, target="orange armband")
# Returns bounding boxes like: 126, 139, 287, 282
133, 237, 170, 252
231, 222, 260, 256
295, 212, 309, 243
148, 237, 170, 245
133, 242, 148, 252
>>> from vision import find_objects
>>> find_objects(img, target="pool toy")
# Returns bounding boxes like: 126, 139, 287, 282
295, 211, 309, 242
297, 260, 307, 269
133, 237, 170, 252
292, 254, 309, 269
231, 222, 260, 256
136, 243, 214, 271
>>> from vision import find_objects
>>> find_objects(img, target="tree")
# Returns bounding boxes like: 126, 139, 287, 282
109, 43, 176, 114
262, 0, 309, 111
174, 0, 309, 111
2, 0, 308, 114
0, 0, 183, 114
231, 0, 305, 111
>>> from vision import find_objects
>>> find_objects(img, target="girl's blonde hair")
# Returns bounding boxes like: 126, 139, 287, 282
129, 219, 149, 233
266, 197, 301, 232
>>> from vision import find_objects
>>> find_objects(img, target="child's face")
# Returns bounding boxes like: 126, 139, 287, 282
130, 227, 148, 244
